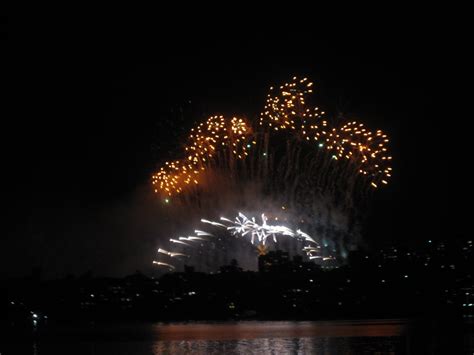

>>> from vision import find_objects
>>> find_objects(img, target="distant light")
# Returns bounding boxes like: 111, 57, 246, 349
32, 313, 38, 318
428, 240, 432, 243
263, 152, 267, 156
319, 143, 324, 148
404, 275, 408, 278
309, 279, 313, 282
247, 144, 251, 148
164, 198, 170, 204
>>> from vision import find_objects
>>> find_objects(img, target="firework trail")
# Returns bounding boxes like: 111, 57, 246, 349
152, 116, 254, 197
204, 213, 316, 247
151, 76, 392, 271
153, 212, 333, 272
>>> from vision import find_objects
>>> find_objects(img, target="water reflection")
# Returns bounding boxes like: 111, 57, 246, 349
151, 319, 406, 340
5, 319, 472, 354
151, 337, 399, 354
149, 321, 404, 354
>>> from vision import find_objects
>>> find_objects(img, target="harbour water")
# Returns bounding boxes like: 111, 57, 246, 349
4, 319, 473, 354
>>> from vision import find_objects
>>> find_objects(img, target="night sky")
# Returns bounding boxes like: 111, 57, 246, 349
3, 14, 445, 278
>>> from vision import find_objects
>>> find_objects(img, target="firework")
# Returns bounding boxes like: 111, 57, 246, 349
152, 76, 392, 271
152, 261, 175, 270
214, 212, 320, 256
153, 212, 332, 271
152, 77, 391, 201
257, 77, 391, 193
157, 248, 189, 258
152, 115, 254, 198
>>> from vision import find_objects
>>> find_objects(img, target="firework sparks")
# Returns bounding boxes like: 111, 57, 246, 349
194, 230, 214, 237
169, 238, 192, 247
152, 77, 392, 201
200, 219, 227, 228
152, 76, 391, 272
157, 248, 189, 258
154, 212, 333, 271
152, 115, 253, 198
152, 261, 176, 270
202, 212, 325, 258
258, 77, 392, 189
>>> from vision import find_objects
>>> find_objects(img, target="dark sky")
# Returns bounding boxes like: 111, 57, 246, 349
3, 13, 445, 278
